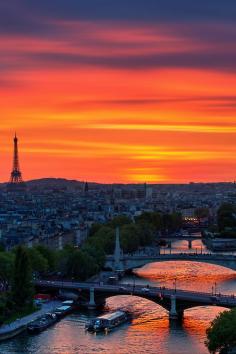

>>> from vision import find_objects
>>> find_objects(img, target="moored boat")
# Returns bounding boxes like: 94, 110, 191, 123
54, 305, 72, 318
27, 313, 58, 334
85, 310, 129, 333
62, 300, 78, 309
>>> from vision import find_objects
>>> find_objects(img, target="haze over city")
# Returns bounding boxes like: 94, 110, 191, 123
1, 1, 236, 183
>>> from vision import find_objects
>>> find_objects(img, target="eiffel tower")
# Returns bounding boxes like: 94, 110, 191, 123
7, 134, 26, 191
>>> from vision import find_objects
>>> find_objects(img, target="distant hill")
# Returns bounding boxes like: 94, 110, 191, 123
27, 178, 82, 188
26, 178, 102, 190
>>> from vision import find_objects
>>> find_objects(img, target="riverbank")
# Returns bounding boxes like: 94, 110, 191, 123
0, 300, 61, 342
203, 237, 236, 251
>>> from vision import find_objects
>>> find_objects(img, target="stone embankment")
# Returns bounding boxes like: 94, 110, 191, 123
0, 301, 61, 342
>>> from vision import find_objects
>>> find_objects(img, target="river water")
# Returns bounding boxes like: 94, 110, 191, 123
1, 239, 235, 354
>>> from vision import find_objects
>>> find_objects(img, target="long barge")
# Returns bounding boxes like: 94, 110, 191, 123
85, 311, 129, 333
27, 313, 58, 334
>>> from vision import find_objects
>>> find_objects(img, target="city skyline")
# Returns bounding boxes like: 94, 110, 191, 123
1, 1, 236, 183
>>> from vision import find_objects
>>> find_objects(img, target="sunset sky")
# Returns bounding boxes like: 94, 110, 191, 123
1, 1, 236, 183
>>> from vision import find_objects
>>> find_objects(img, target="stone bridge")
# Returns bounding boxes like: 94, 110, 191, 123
105, 253, 236, 272
35, 280, 236, 321
160, 235, 202, 249
107, 227, 236, 272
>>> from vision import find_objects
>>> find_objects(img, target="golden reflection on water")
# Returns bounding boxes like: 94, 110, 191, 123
105, 295, 229, 354
134, 261, 236, 294
184, 306, 228, 335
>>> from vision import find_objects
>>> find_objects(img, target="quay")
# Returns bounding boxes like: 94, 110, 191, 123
0, 301, 61, 342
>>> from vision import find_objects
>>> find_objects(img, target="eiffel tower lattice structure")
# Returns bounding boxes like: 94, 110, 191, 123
7, 134, 26, 191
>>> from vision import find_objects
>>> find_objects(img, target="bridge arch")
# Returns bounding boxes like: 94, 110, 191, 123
164, 238, 202, 250
93, 292, 171, 313
184, 304, 232, 312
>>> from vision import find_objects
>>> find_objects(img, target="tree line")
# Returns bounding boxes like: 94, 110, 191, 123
217, 203, 236, 239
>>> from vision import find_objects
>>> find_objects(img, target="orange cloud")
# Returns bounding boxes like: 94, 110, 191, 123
1, 21, 236, 183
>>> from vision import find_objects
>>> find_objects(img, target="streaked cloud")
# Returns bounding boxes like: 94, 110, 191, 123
82, 123, 236, 134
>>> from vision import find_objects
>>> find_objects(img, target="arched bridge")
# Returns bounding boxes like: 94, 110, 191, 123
105, 253, 236, 271
35, 280, 236, 321
159, 235, 202, 249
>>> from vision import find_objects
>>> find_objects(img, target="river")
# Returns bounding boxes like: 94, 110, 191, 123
1, 240, 235, 354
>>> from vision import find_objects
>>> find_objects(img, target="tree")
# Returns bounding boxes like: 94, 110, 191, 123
162, 212, 182, 233
135, 212, 154, 225
151, 212, 163, 231
36, 245, 56, 271
120, 224, 139, 253
66, 249, 98, 280
87, 226, 114, 254
82, 244, 105, 268
108, 215, 132, 228
12, 246, 34, 308
28, 248, 48, 274
136, 222, 155, 246
0, 252, 14, 292
217, 203, 236, 232
89, 223, 102, 237
195, 207, 209, 219
205, 308, 236, 354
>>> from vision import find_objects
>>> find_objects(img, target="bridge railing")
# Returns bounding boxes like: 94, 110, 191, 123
108, 253, 236, 260
35, 280, 236, 300
129, 284, 235, 298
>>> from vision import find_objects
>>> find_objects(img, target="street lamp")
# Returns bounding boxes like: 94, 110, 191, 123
174, 278, 177, 293
132, 275, 136, 294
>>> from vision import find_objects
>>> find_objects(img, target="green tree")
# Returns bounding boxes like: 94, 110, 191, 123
87, 226, 114, 254
205, 308, 236, 354
108, 215, 132, 228
28, 247, 48, 274
217, 203, 236, 232
0, 293, 15, 323
195, 207, 209, 219
55, 246, 72, 276
89, 223, 102, 237
66, 249, 98, 280
150, 212, 163, 231
36, 245, 56, 271
82, 244, 105, 268
120, 224, 139, 253
12, 246, 34, 308
136, 222, 155, 246
135, 212, 154, 225
0, 252, 14, 291
162, 212, 182, 233
0, 243, 5, 252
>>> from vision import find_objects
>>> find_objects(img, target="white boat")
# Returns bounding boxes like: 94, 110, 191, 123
85, 311, 129, 333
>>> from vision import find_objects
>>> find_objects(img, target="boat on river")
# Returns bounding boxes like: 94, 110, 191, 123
85, 310, 129, 333
54, 305, 73, 318
27, 313, 58, 334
